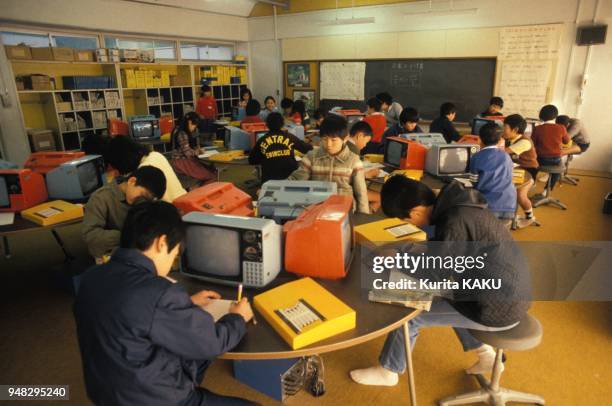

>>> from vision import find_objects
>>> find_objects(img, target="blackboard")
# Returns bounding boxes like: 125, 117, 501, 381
320, 58, 496, 122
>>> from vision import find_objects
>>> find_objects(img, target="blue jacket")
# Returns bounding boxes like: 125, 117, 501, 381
469, 147, 517, 213
73, 248, 246, 406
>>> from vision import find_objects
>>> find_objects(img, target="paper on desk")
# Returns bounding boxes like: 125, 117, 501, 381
363, 161, 384, 169
201, 299, 233, 322
378, 169, 389, 178
0, 212, 15, 226
198, 150, 219, 159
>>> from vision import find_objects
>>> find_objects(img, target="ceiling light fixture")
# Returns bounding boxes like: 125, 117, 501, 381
403, 0, 478, 17
317, 0, 376, 26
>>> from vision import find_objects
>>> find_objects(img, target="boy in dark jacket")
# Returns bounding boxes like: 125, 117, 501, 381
74, 201, 255, 405
364, 107, 423, 154
249, 112, 312, 183
430, 102, 461, 143
351, 177, 531, 386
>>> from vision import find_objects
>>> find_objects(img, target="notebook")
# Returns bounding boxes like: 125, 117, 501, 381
201, 299, 233, 322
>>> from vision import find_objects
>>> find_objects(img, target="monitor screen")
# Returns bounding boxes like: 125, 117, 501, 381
386, 140, 404, 167
185, 225, 241, 277
255, 131, 267, 140
77, 161, 103, 196
439, 147, 469, 174
341, 216, 352, 269
0, 176, 9, 207
131, 121, 154, 139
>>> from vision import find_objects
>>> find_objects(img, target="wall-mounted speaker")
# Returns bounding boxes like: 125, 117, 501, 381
576, 24, 607, 46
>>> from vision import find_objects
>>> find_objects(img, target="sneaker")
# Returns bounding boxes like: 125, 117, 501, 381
517, 217, 537, 228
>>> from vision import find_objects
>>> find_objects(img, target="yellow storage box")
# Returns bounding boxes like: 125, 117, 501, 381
21, 200, 84, 226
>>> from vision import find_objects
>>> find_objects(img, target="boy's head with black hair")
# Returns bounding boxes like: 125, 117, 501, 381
265, 112, 284, 133
381, 175, 436, 227
503, 114, 527, 140
539, 104, 558, 121
319, 114, 349, 155
440, 102, 457, 120
349, 121, 373, 152
200, 85, 212, 96
281, 98, 294, 115
488, 96, 504, 113
555, 114, 571, 127
479, 122, 503, 146
313, 108, 327, 126
107, 136, 149, 175
240, 88, 252, 102
291, 99, 306, 120
245, 99, 261, 117
376, 92, 393, 111
399, 107, 420, 131
120, 200, 185, 276
122, 165, 166, 204
367, 97, 382, 113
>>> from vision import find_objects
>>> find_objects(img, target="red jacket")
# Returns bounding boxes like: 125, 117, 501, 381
363, 114, 388, 143
196, 96, 218, 120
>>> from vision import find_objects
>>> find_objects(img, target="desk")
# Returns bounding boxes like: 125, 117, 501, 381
198, 155, 260, 184
0, 215, 81, 260
367, 171, 447, 194
173, 213, 421, 405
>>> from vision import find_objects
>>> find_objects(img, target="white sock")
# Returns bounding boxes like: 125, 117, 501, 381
350, 366, 399, 386
466, 344, 503, 375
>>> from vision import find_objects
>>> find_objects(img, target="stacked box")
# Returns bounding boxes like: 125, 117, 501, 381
28, 129, 57, 152
52, 47, 74, 61
161, 71, 170, 86
105, 91, 121, 108
5, 45, 32, 60
120, 49, 139, 62
23, 74, 52, 90
92, 111, 107, 128
74, 50, 95, 62
90, 92, 105, 109
122, 69, 136, 88
31, 47, 54, 60
60, 116, 77, 132
139, 49, 155, 63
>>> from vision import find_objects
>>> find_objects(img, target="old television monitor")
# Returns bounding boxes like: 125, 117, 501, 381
24, 151, 85, 175
471, 118, 502, 135
400, 133, 447, 147
286, 123, 305, 140
46, 155, 106, 201
383, 137, 428, 170
258, 180, 338, 223
181, 212, 283, 288
128, 115, 161, 140
0, 169, 48, 213
224, 126, 254, 152
425, 144, 480, 178
283, 195, 354, 280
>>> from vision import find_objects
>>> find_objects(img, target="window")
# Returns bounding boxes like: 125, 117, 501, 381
180, 42, 233, 61
1, 31, 49, 47
105, 36, 177, 60
52, 35, 98, 49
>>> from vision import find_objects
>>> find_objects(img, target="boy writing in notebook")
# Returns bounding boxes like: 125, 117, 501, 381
531, 104, 569, 191
480, 96, 504, 117
288, 114, 370, 214
82, 166, 166, 260
470, 122, 517, 221
75, 201, 254, 406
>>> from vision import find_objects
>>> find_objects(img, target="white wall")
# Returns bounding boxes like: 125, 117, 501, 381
247, 0, 611, 172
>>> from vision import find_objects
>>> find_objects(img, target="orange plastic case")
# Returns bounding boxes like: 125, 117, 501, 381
283, 195, 354, 280
23, 151, 86, 175
173, 182, 254, 216
241, 122, 268, 133
108, 118, 129, 137
384, 137, 428, 170
0, 169, 48, 212
457, 135, 482, 147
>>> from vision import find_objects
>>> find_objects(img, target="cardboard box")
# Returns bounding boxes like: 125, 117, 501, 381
138, 49, 155, 63
96, 48, 108, 57
96, 55, 109, 63
52, 47, 74, 61
23, 74, 52, 90
56, 101, 72, 112
109, 55, 120, 62
170, 76, 191, 86
5, 45, 32, 60
74, 50, 95, 62
120, 49, 139, 61
31, 47, 54, 61
108, 48, 120, 56
28, 129, 57, 152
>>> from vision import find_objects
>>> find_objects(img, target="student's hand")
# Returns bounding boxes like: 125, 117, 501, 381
365, 168, 380, 179
230, 298, 254, 322
191, 290, 221, 307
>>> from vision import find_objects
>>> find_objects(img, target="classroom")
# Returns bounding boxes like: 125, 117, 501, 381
0, 0, 611, 405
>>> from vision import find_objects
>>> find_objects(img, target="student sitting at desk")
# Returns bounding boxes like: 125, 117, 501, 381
376, 92, 403, 127
363, 97, 387, 144
368, 107, 424, 155
239, 87, 252, 108
249, 112, 312, 184
480, 96, 504, 117
75, 201, 255, 406
430, 102, 461, 143
107, 136, 186, 203
531, 104, 569, 191
288, 114, 369, 214
241, 99, 264, 125
351, 176, 531, 386
312, 108, 327, 129
259, 96, 280, 121
469, 122, 517, 221
290, 99, 311, 129
281, 97, 294, 120
82, 166, 166, 260
556, 115, 590, 155
503, 114, 539, 226
195, 84, 217, 133
171, 112, 216, 188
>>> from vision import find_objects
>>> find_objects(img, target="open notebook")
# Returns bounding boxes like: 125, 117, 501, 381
200, 299, 233, 322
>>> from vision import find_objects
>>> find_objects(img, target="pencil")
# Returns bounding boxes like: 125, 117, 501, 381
237, 283, 243, 302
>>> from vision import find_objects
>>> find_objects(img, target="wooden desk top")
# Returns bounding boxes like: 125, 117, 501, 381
0, 214, 81, 236
173, 213, 420, 360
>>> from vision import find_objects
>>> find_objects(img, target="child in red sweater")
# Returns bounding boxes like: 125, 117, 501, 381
195, 85, 217, 133
531, 105, 569, 190
363, 97, 387, 144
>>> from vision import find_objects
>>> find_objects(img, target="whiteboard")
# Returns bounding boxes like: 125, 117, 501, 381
320, 62, 366, 101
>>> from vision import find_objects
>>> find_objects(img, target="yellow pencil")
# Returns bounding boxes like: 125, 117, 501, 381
237, 283, 243, 302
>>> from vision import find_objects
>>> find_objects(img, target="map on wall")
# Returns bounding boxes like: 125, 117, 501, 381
320, 62, 366, 101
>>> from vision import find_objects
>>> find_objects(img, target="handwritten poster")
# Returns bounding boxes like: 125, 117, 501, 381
320, 62, 366, 100
498, 61, 554, 118
498, 24, 562, 60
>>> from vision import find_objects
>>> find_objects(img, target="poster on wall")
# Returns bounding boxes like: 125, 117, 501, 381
498, 60, 554, 118
320, 62, 366, 101
287, 63, 310, 87
293, 90, 316, 112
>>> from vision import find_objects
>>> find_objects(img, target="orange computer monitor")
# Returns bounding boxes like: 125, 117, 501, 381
24, 151, 86, 175
383, 137, 428, 170
337, 109, 364, 117
484, 115, 505, 122
283, 195, 354, 280
173, 182, 254, 216
0, 169, 48, 213
457, 135, 482, 147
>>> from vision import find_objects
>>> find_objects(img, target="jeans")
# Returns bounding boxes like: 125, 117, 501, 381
181, 361, 257, 406
538, 157, 562, 190
379, 299, 517, 373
